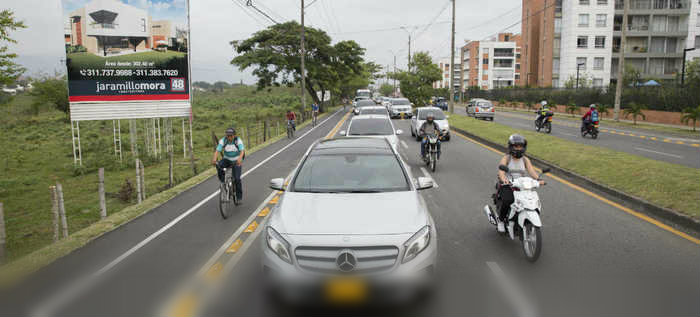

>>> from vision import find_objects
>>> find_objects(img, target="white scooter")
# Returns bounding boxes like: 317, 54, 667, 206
483, 165, 550, 262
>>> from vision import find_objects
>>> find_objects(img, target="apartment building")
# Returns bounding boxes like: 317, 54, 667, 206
611, 0, 694, 81
459, 33, 522, 91
433, 58, 462, 92
690, 0, 700, 61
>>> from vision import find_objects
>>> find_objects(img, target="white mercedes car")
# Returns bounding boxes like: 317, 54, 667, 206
340, 114, 401, 151
263, 138, 437, 304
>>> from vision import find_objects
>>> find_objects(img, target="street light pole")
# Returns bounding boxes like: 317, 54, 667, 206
681, 48, 696, 87
576, 63, 584, 89
448, 0, 456, 113
613, 0, 629, 121
300, 0, 306, 112
400, 27, 416, 71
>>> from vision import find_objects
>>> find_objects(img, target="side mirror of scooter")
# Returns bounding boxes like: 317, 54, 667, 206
498, 165, 509, 173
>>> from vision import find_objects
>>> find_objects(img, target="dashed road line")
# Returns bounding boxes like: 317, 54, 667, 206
486, 261, 536, 317
401, 140, 409, 149
419, 167, 439, 188
634, 147, 684, 159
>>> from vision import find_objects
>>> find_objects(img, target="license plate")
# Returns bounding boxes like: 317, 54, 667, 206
325, 277, 367, 304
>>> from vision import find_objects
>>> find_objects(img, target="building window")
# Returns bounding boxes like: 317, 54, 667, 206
504, 34, 510, 41
696, 36, 700, 49
552, 79, 560, 87
483, 58, 489, 64
554, 17, 562, 33
483, 48, 489, 54
553, 58, 560, 73
516, 63, 521, 70
593, 78, 603, 87
140, 18, 146, 32
595, 36, 606, 48
579, 14, 590, 27
580, 0, 590, 4
594, 57, 604, 70
577, 57, 587, 70
596, 14, 607, 27
597, 0, 608, 4
515, 74, 520, 79
577, 36, 588, 48
697, 13, 700, 27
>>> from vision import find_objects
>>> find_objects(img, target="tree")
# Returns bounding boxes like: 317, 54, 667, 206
597, 103, 610, 118
623, 102, 647, 124
212, 81, 231, 92
31, 77, 69, 117
566, 101, 579, 117
680, 105, 700, 131
391, 52, 441, 106
564, 73, 593, 89
231, 21, 367, 108
379, 83, 394, 96
0, 10, 27, 86
193, 81, 212, 90
622, 64, 643, 87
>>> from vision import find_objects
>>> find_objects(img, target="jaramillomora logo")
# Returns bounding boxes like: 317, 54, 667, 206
96, 81, 167, 94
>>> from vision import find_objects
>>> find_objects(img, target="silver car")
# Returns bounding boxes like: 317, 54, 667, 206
410, 107, 451, 141
340, 114, 402, 151
264, 138, 437, 304
466, 98, 495, 121
389, 98, 413, 119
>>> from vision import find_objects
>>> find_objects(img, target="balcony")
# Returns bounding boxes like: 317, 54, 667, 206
615, 0, 690, 10
91, 23, 118, 29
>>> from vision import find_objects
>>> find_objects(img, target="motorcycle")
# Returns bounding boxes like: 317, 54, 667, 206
581, 120, 599, 139
483, 165, 550, 262
534, 110, 553, 134
422, 133, 440, 172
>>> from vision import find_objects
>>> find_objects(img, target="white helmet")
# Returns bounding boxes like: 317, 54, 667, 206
541, 100, 548, 106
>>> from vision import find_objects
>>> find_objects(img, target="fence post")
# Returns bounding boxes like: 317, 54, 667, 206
246, 125, 251, 149
135, 159, 142, 204
276, 121, 279, 137
140, 162, 146, 199
263, 121, 268, 142
50, 186, 59, 242
0, 202, 5, 263
98, 168, 106, 219
56, 182, 68, 238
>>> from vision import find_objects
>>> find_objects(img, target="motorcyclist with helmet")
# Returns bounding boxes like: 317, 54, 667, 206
419, 114, 442, 160
494, 134, 544, 233
581, 104, 600, 133
535, 100, 551, 127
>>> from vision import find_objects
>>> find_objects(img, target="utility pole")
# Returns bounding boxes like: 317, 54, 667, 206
540, 0, 547, 85
300, 0, 306, 112
401, 27, 414, 71
448, 0, 456, 113
681, 48, 696, 87
613, 0, 629, 121
393, 55, 397, 96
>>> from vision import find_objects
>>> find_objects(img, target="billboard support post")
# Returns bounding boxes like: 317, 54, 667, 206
182, 118, 186, 159
71, 121, 82, 166
113, 120, 122, 161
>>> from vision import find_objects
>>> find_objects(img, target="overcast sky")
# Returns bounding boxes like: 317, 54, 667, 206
6, 0, 521, 84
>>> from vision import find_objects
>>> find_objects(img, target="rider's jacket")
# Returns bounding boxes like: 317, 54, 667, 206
420, 121, 440, 136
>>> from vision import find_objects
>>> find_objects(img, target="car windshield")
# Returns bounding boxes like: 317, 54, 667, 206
392, 99, 410, 105
359, 108, 388, 115
356, 100, 376, 107
293, 154, 409, 193
418, 109, 446, 120
348, 118, 394, 135
477, 101, 493, 107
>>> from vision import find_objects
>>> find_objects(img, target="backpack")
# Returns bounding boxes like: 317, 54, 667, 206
222, 137, 246, 161
591, 110, 599, 122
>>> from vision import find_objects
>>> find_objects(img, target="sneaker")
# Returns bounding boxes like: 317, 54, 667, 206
497, 220, 506, 233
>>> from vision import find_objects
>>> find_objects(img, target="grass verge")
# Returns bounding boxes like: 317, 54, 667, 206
0, 107, 340, 287
449, 114, 700, 219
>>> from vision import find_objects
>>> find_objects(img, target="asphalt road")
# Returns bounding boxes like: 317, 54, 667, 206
1, 109, 699, 317
453, 107, 700, 169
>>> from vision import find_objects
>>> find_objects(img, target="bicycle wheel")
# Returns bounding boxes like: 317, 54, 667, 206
232, 180, 240, 206
219, 183, 231, 219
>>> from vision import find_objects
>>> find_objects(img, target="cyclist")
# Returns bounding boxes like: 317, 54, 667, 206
286, 110, 297, 131
311, 103, 320, 124
212, 127, 245, 203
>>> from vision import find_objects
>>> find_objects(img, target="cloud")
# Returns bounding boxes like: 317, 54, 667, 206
151, 1, 172, 11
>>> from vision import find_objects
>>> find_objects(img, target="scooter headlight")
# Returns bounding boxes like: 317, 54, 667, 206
402, 225, 431, 263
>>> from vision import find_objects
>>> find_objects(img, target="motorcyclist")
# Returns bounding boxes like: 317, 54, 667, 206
535, 100, 550, 126
212, 127, 245, 203
286, 110, 297, 131
495, 134, 544, 233
419, 114, 442, 159
581, 104, 599, 132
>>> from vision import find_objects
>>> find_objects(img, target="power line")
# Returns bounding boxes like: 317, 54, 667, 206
254, 0, 288, 22
244, 0, 279, 24
304, 0, 319, 8
231, 0, 269, 27
478, 1, 556, 41
329, 21, 451, 35
414, 0, 451, 40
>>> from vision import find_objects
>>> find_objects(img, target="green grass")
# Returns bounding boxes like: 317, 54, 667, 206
490, 104, 699, 138
448, 114, 700, 219
0, 85, 322, 263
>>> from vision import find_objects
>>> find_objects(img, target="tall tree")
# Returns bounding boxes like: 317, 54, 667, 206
0, 10, 27, 85
231, 21, 367, 107
391, 52, 441, 106
379, 83, 394, 96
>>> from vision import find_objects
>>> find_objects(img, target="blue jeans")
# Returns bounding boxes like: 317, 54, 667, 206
288, 120, 296, 130
421, 138, 441, 157
217, 160, 242, 200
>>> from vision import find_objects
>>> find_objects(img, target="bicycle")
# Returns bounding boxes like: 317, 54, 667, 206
287, 120, 295, 138
219, 167, 239, 219
312, 111, 318, 127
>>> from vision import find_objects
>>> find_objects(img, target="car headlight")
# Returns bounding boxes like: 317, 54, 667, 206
266, 226, 292, 263
402, 225, 430, 263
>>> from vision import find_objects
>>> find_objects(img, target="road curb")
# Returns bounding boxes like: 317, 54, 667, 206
451, 126, 700, 236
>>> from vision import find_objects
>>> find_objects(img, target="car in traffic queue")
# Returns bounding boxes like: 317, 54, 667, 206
340, 114, 402, 151
466, 98, 495, 121
353, 99, 379, 115
388, 98, 413, 119
263, 138, 438, 305
358, 105, 390, 116
410, 107, 451, 141
433, 97, 448, 111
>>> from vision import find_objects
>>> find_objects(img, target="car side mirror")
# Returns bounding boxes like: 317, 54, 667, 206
269, 178, 285, 191
395, 129, 403, 135
445, 115, 450, 119
541, 168, 551, 174
339, 130, 346, 136
416, 177, 434, 190
498, 165, 509, 173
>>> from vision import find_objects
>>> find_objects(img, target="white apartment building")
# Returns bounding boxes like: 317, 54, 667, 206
470, 41, 518, 90
688, 0, 700, 61
433, 58, 462, 91
556, 0, 614, 88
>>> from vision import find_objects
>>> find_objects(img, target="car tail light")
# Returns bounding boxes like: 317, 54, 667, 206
475, 108, 480, 112
490, 108, 495, 112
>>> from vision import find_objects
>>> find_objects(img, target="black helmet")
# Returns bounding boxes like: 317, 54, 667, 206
507, 134, 527, 158
225, 127, 236, 136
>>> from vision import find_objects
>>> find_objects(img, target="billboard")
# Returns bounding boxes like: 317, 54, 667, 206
62, 0, 191, 121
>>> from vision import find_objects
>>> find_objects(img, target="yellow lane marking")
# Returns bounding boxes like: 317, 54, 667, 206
206, 262, 223, 280
269, 195, 279, 204
650, 137, 657, 140
244, 220, 259, 233
601, 129, 609, 132
639, 135, 646, 139
453, 130, 700, 246
325, 111, 351, 140
663, 139, 671, 143
692, 144, 700, 148
258, 206, 271, 217
676, 141, 685, 145
628, 133, 636, 137
169, 293, 197, 317
225, 239, 243, 253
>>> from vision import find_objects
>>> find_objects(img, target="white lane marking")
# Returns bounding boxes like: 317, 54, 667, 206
401, 140, 409, 149
634, 147, 684, 159
559, 132, 578, 137
419, 167, 439, 188
486, 261, 536, 317
31, 109, 344, 317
